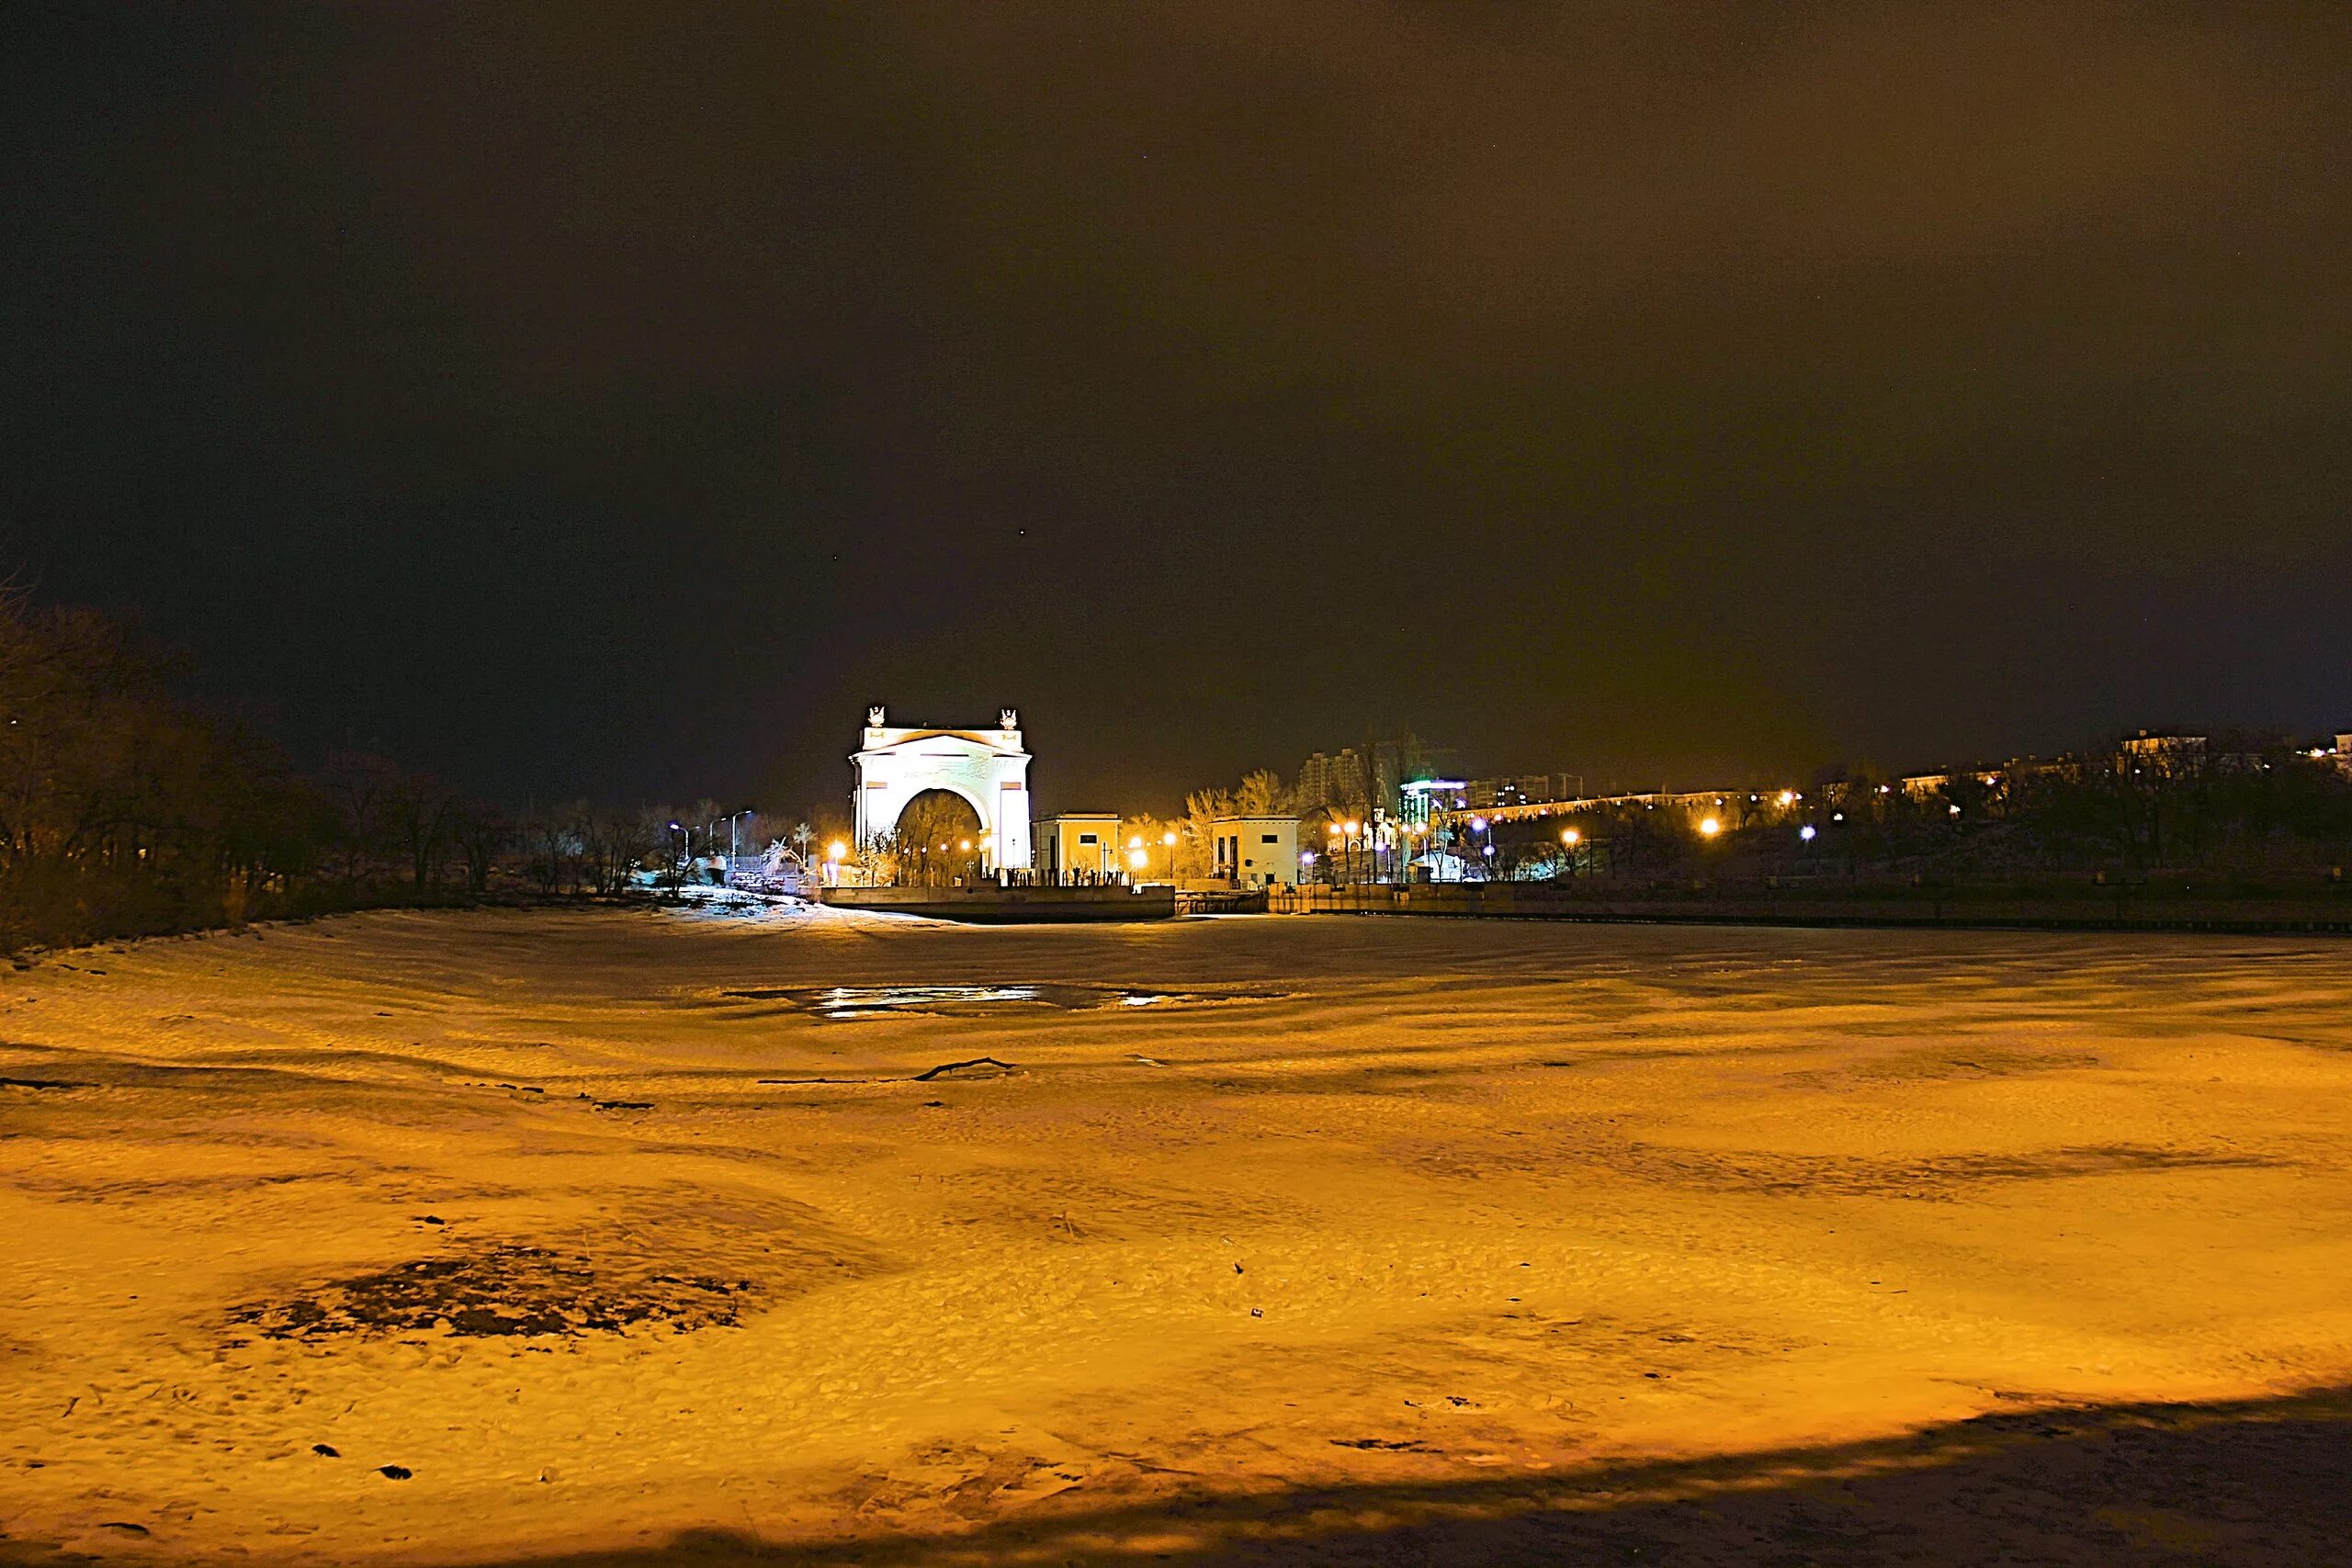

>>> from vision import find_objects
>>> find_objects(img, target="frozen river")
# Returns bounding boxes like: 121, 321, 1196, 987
5, 907, 2351, 1563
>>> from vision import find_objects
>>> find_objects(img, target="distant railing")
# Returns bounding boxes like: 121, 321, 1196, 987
1176, 886, 1268, 915
991, 868, 1137, 889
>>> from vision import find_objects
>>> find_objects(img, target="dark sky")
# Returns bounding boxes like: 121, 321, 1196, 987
6, 5, 2350, 814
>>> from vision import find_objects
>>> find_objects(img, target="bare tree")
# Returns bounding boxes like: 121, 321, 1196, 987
317, 750, 403, 886
576, 807, 654, 896
382, 768, 460, 891
447, 800, 509, 895
519, 803, 582, 893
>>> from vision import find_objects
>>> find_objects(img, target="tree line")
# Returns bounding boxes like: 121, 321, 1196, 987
0, 592, 810, 953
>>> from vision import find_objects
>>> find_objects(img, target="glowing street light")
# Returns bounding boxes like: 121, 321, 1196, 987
1699, 817, 1722, 837
1560, 828, 1580, 845
826, 840, 847, 863
1800, 825, 1817, 841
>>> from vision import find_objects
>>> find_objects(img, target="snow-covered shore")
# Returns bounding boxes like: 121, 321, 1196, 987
5, 908, 2350, 1562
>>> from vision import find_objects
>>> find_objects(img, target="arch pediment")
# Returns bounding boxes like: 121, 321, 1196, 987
861, 728, 1023, 759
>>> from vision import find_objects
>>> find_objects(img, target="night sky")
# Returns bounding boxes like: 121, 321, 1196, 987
6, 5, 2350, 814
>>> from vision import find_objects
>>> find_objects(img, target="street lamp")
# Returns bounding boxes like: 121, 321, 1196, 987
712, 807, 752, 884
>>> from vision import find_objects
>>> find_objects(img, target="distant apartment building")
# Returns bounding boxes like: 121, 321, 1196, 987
1298, 751, 1354, 818
1032, 813, 1120, 877
1464, 773, 1584, 810
1212, 814, 1300, 888
1298, 736, 1450, 817
1297, 748, 1371, 811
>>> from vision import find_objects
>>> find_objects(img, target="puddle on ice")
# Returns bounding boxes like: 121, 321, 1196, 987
727, 983, 1284, 1020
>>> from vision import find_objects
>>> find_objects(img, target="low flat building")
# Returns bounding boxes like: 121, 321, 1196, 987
1034, 813, 1120, 877
1213, 814, 1300, 888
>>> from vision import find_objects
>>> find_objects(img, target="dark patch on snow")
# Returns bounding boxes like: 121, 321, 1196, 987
228, 1246, 757, 1341
1609, 1141, 2279, 1200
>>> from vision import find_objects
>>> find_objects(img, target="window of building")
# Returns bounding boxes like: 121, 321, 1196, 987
1079, 833, 1097, 845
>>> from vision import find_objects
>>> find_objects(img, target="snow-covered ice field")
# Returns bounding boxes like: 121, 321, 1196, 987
5, 906, 2352, 1564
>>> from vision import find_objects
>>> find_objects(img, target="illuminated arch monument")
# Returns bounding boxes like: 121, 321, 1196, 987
851, 706, 1032, 872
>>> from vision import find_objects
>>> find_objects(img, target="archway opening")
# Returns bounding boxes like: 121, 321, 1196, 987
891, 789, 986, 886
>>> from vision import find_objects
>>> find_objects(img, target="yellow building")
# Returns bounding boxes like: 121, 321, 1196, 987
1033, 813, 1121, 878
1212, 815, 1300, 888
